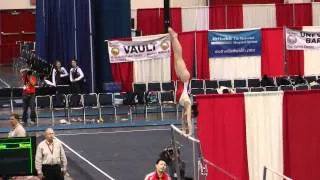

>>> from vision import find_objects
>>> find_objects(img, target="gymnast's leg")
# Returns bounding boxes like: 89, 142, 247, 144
169, 27, 193, 136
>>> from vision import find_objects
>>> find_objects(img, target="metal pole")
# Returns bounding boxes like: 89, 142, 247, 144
192, 119, 197, 180
171, 127, 182, 180
88, 0, 95, 92
225, 5, 228, 29
263, 166, 267, 180
73, 0, 78, 59
164, 0, 170, 33
283, 26, 288, 75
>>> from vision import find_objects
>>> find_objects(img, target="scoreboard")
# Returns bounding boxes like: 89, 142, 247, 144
0, 136, 36, 176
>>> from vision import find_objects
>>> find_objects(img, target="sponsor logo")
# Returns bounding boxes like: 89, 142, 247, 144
287, 35, 297, 44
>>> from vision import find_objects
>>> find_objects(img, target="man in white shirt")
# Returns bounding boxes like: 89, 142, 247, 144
35, 128, 67, 180
8, 113, 26, 138
69, 59, 85, 94
52, 60, 69, 86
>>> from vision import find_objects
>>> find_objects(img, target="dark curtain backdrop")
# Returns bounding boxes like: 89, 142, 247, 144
36, 0, 93, 92
75, 0, 93, 92
92, 0, 131, 92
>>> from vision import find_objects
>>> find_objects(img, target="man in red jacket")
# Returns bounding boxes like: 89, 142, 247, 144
144, 159, 171, 180
20, 68, 37, 126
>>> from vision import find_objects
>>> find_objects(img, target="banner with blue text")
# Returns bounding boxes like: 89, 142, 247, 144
107, 35, 171, 63
208, 29, 261, 58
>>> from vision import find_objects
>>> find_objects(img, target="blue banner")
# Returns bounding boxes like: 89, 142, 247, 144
208, 29, 261, 58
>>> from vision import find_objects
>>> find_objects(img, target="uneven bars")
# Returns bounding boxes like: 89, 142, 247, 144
263, 166, 293, 180
170, 124, 200, 143
56, 137, 116, 180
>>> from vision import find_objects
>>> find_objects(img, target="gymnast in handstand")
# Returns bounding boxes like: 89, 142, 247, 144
168, 27, 196, 137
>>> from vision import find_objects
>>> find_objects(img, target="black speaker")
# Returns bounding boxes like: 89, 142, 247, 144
164, 0, 170, 33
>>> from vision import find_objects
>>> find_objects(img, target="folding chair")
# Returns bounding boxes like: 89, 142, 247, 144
67, 94, 84, 123
310, 84, 320, 89
279, 85, 294, 91
276, 77, 291, 86
147, 82, 161, 91
205, 80, 218, 89
56, 85, 72, 95
35, 95, 51, 126
159, 91, 178, 120
190, 79, 204, 89
290, 76, 307, 86
145, 91, 161, 118
133, 83, 147, 93
234, 79, 247, 88
190, 88, 205, 95
235, 87, 249, 93
161, 81, 175, 91
250, 87, 265, 92
0, 88, 13, 111
247, 78, 260, 88
98, 93, 116, 121
295, 85, 309, 90
36, 86, 56, 96
132, 83, 147, 114
83, 93, 99, 123
51, 94, 68, 125
218, 80, 232, 88
304, 75, 317, 84
11, 87, 23, 111
265, 86, 278, 91
261, 77, 276, 87
205, 88, 218, 94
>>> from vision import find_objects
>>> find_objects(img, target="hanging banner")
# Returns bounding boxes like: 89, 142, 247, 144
208, 29, 261, 58
286, 28, 320, 50
107, 35, 171, 63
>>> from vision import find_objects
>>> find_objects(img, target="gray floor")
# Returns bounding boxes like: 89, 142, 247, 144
57, 126, 198, 180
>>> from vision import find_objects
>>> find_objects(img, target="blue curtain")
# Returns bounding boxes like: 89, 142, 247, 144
36, 0, 94, 92
92, 0, 131, 92
75, 0, 94, 93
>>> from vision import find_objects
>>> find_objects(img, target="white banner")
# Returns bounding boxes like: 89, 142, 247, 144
107, 35, 171, 63
286, 28, 320, 50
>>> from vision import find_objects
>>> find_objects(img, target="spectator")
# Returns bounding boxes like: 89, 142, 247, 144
52, 60, 69, 86
35, 128, 67, 180
69, 59, 85, 94
20, 68, 37, 126
8, 113, 26, 138
144, 159, 171, 180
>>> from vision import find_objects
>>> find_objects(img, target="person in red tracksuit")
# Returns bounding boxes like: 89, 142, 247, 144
20, 68, 37, 125
144, 159, 171, 180
168, 27, 193, 136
